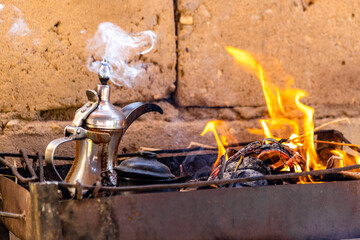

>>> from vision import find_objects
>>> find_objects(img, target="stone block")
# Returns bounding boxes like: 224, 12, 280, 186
0, 120, 70, 155
176, 0, 360, 108
0, 0, 176, 118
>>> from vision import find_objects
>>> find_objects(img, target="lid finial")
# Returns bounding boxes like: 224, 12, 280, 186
98, 59, 111, 85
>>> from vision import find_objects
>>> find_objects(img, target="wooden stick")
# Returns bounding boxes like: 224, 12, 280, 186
313, 118, 350, 132
140, 147, 162, 151
314, 140, 360, 149
292, 118, 350, 141
186, 141, 217, 149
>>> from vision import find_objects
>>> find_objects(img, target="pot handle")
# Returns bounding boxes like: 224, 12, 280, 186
45, 137, 75, 181
45, 126, 112, 181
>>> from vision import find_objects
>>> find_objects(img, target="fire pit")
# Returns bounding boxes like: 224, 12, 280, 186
0, 129, 360, 239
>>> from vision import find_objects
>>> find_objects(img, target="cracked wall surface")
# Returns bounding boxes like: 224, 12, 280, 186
1, 0, 360, 154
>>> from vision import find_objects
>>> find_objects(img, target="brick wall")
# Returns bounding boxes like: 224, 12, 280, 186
1, 0, 360, 155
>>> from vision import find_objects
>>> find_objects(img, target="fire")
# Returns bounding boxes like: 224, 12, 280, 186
331, 149, 360, 169
201, 46, 357, 181
226, 46, 321, 171
330, 150, 345, 168
200, 120, 230, 168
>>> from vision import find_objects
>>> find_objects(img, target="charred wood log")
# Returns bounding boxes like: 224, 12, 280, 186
209, 138, 306, 186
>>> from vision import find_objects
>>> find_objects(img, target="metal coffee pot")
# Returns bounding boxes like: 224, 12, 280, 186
44, 61, 163, 186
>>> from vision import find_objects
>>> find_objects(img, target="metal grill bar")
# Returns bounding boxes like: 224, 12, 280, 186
0, 141, 250, 162
57, 163, 360, 192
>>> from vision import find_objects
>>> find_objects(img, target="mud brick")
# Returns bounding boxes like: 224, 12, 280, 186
176, 0, 360, 107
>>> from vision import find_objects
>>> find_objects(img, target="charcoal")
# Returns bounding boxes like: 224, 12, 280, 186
212, 156, 270, 187
182, 155, 212, 180
233, 156, 271, 175
233, 169, 268, 187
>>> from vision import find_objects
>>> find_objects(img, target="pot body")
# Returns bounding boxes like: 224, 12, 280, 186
65, 129, 123, 186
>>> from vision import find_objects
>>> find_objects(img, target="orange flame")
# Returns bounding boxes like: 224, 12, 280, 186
201, 120, 229, 168
331, 149, 360, 169
226, 46, 322, 172
201, 46, 357, 181
330, 150, 345, 168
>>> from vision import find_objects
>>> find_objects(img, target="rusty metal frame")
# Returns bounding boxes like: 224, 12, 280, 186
56, 180, 360, 239
0, 135, 358, 239
0, 176, 31, 240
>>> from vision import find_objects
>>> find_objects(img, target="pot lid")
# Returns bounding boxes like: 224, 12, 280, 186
85, 85, 125, 130
115, 151, 175, 179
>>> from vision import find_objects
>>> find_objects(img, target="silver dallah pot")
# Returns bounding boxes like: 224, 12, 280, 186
44, 61, 163, 186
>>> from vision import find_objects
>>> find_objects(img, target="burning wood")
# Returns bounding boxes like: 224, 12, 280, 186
208, 138, 305, 186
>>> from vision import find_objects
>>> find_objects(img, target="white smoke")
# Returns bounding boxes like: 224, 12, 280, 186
8, 17, 30, 36
0, 4, 3, 23
0, 4, 31, 36
86, 22, 156, 87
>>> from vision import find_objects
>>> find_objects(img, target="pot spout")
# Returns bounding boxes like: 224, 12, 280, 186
121, 102, 163, 134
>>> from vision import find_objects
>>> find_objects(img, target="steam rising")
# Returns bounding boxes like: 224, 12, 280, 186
0, 4, 31, 36
86, 22, 156, 87
8, 17, 30, 36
